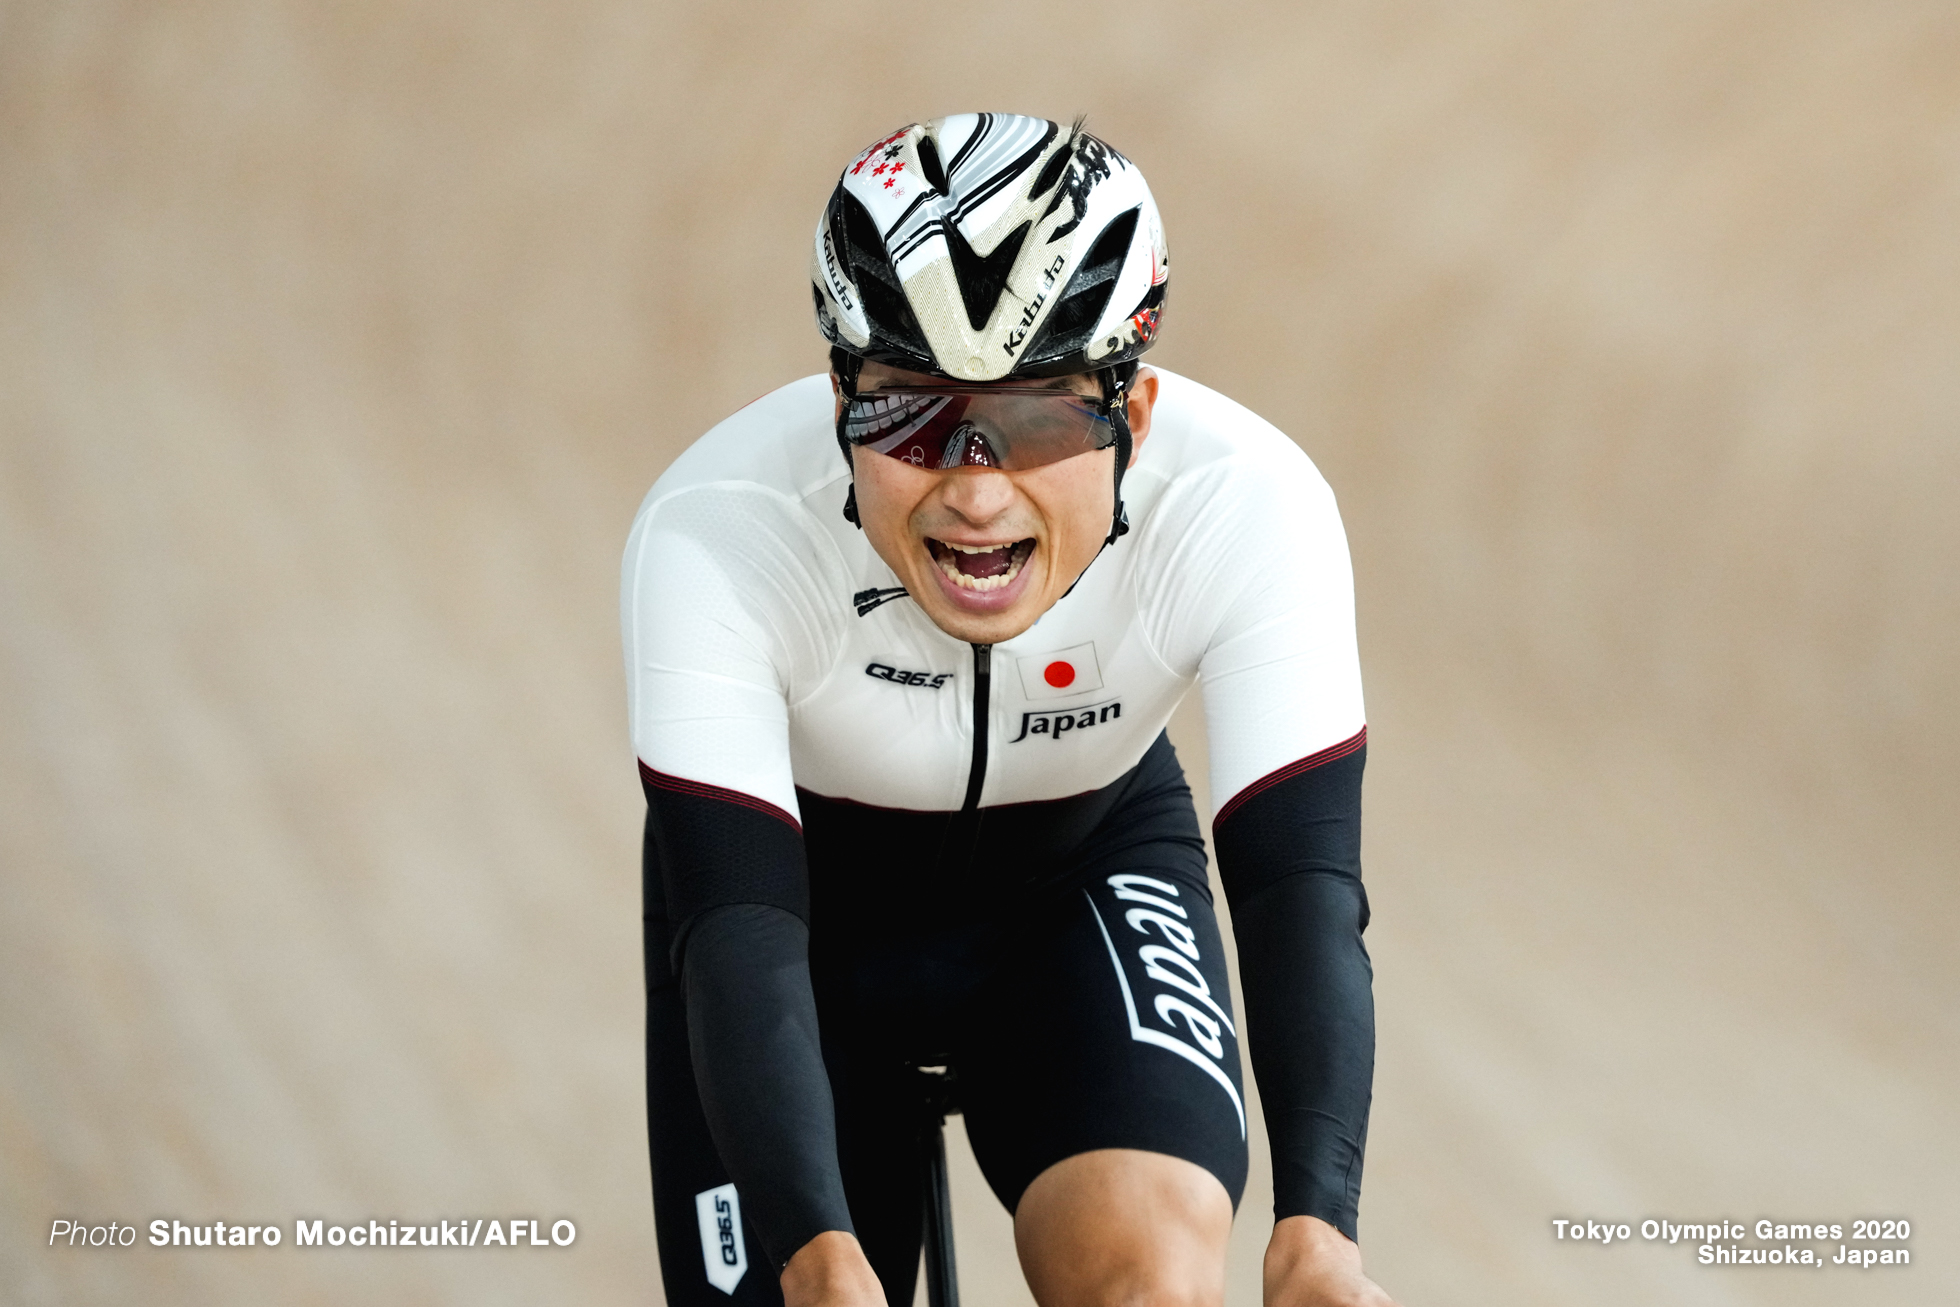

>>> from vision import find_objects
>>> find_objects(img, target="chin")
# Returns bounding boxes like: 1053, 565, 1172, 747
914, 569, 1050, 644
917, 595, 1040, 645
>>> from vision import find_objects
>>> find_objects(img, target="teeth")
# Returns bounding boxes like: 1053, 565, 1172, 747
931, 540, 1031, 592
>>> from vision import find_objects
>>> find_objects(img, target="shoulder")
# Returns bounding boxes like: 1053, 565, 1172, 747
623, 374, 858, 614
1129, 369, 1340, 536
633, 373, 846, 520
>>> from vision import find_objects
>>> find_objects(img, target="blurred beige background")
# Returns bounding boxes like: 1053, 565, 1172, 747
3, 3, 1955, 1304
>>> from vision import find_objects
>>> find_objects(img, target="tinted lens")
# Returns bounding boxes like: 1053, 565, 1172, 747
843, 388, 1114, 471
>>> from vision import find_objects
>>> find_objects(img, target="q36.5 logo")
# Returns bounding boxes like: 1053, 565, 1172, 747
865, 662, 951, 689
693, 1185, 748, 1294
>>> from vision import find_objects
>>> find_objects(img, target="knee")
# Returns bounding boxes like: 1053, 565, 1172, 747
1072, 1270, 1222, 1307
1024, 1243, 1223, 1307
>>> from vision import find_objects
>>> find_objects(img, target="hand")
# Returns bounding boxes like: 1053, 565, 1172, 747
780, 1230, 887, 1307
1263, 1215, 1401, 1307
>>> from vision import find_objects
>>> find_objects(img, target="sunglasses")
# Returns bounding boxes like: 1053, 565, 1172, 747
842, 386, 1118, 471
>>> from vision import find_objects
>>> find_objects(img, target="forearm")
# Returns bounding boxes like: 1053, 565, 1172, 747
681, 903, 855, 1269
1233, 871, 1374, 1236
1214, 739, 1374, 1239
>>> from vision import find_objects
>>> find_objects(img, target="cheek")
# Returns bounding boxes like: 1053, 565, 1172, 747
851, 456, 935, 559
852, 456, 911, 522
1023, 456, 1115, 560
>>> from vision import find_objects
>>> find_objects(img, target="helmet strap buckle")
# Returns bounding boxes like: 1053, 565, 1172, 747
833, 347, 867, 528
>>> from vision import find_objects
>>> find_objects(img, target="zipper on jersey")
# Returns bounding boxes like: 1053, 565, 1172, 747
960, 643, 991, 812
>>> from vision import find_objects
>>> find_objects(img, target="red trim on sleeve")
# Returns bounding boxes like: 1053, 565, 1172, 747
637, 760, 803, 834
1214, 726, 1367, 827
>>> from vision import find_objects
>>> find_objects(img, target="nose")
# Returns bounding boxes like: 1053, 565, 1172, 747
937, 467, 1018, 525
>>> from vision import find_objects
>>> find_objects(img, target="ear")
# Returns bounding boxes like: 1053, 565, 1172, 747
1125, 367, 1161, 467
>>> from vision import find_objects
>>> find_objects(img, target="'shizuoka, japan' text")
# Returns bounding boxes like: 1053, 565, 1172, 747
1550, 1217, 1911, 1269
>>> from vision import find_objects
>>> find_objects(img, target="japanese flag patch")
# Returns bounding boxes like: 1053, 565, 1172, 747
1018, 642, 1103, 699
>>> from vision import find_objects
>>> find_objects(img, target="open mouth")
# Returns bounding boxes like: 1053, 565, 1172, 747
927, 538, 1035, 592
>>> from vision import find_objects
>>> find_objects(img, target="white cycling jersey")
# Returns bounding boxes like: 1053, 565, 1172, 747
622, 367, 1364, 821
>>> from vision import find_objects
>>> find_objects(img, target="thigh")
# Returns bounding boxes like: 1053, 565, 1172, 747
1014, 1148, 1232, 1307
958, 854, 1251, 1218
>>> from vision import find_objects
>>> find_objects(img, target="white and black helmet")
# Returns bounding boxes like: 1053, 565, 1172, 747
817, 114, 1166, 545
813, 113, 1168, 382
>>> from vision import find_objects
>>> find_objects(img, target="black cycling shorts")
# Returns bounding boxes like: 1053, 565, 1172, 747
646, 733, 1248, 1307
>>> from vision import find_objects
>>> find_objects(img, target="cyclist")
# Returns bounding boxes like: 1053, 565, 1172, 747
625, 113, 1398, 1307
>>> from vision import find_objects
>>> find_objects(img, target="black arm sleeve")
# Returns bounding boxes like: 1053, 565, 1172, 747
642, 765, 854, 1270
682, 903, 854, 1269
1212, 736, 1373, 1240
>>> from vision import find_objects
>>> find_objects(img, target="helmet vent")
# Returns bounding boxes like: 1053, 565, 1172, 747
1027, 141, 1072, 202
836, 191, 932, 359
857, 275, 931, 359
839, 194, 894, 284
1077, 206, 1138, 285
916, 135, 950, 193
1017, 207, 1138, 364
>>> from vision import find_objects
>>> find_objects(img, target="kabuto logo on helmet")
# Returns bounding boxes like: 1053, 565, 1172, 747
811, 113, 1169, 381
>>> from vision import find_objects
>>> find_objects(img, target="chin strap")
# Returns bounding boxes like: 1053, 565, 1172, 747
832, 347, 866, 528
1101, 363, 1136, 547
1054, 362, 1139, 604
